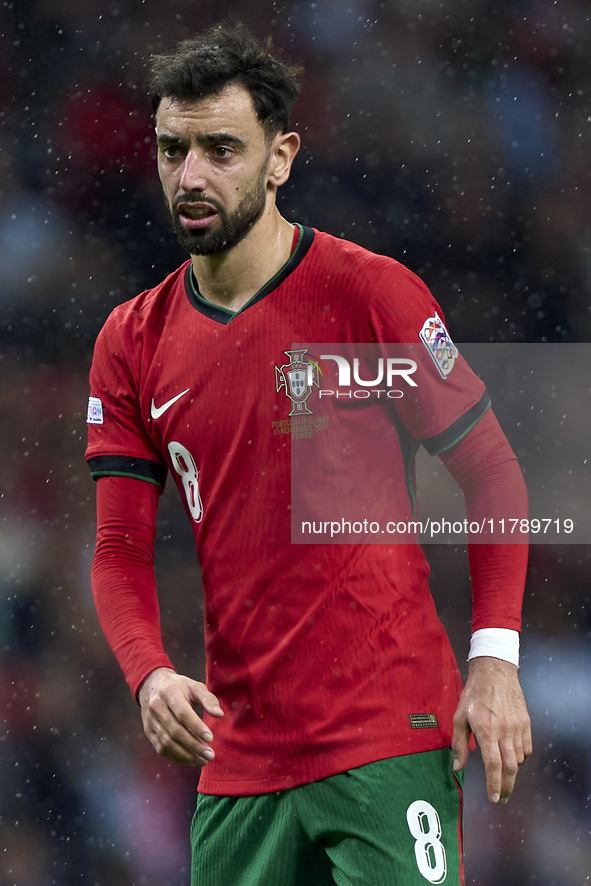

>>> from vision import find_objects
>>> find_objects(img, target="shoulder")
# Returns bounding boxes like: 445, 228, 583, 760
97, 261, 190, 346
91, 261, 190, 386
310, 229, 397, 274
309, 229, 440, 323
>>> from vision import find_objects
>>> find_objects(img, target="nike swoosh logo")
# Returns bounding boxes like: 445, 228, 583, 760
151, 388, 190, 420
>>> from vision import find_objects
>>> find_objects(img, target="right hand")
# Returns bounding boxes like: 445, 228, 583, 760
138, 667, 224, 766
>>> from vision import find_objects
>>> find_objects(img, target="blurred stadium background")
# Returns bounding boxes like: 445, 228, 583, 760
1, 1, 590, 883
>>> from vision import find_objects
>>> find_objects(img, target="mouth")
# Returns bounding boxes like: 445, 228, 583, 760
177, 201, 218, 230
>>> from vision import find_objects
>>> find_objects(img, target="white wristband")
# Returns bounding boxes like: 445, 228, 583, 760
468, 628, 520, 667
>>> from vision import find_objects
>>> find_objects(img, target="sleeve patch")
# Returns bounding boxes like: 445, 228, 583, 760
87, 396, 104, 424
419, 312, 458, 379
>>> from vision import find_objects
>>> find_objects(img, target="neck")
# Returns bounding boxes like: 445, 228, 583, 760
190, 207, 295, 313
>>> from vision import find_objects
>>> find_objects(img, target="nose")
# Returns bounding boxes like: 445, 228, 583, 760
179, 149, 208, 194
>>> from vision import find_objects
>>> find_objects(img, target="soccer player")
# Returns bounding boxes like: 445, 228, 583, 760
86, 23, 532, 885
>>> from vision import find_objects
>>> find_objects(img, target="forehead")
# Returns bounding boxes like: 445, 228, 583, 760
155, 83, 265, 141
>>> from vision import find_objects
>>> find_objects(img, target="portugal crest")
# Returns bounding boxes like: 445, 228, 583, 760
275, 349, 319, 416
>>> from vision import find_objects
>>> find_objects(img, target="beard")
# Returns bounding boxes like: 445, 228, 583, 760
167, 163, 268, 256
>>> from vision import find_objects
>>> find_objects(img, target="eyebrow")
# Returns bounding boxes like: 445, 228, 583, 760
156, 132, 247, 149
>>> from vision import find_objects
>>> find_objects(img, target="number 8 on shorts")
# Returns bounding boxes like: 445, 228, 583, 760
406, 799, 447, 884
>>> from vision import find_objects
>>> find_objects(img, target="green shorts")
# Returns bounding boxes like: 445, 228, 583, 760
191, 749, 464, 886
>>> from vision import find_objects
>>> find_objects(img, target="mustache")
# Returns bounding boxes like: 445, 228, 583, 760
173, 192, 223, 213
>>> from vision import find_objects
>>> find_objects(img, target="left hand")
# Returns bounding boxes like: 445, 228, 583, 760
451, 656, 532, 804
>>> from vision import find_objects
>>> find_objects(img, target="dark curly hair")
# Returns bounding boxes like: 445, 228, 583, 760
148, 22, 303, 136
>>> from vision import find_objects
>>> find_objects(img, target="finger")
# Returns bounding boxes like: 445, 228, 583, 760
451, 713, 471, 773
510, 716, 532, 767
479, 740, 503, 803
200, 694, 224, 718
144, 697, 215, 760
150, 704, 215, 761
498, 740, 519, 803
523, 720, 533, 759
187, 681, 224, 718
170, 698, 216, 744
147, 720, 214, 766
144, 685, 202, 726
508, 728, 526, 766
162, 703, 218, 759
146, 686, 213, 741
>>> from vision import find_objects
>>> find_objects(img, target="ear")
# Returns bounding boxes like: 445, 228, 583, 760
267, 131, 300, 189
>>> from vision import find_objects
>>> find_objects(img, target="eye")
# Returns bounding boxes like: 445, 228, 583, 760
160, 144, 183, 160
213, 145, 233, 159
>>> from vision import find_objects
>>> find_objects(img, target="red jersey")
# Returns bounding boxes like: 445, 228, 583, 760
87, 226, 493, 795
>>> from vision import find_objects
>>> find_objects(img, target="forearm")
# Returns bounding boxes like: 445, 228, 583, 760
439, 409, 528, 641
92, 476, 175, 698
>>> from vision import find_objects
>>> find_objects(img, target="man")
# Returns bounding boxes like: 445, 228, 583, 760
86, 23, 531, 885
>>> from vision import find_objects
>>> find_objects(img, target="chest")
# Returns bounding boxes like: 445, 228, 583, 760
138, 290, 367, 466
